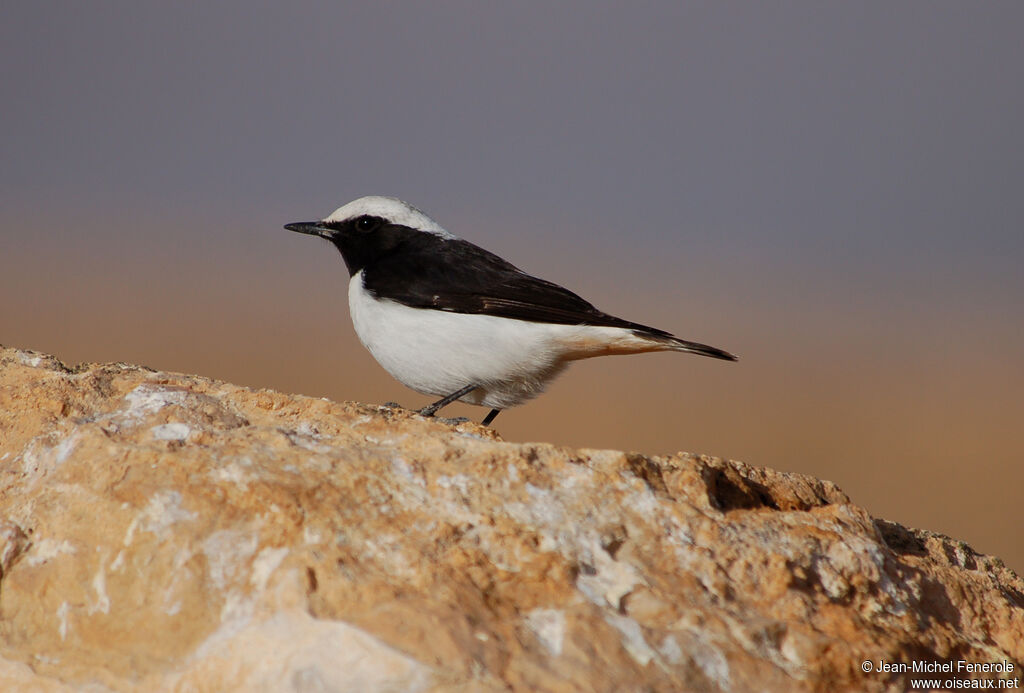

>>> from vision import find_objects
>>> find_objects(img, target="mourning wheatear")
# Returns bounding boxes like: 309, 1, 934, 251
286, 196, 736, 425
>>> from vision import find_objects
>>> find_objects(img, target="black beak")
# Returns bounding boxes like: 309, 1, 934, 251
284, 221, 333, 239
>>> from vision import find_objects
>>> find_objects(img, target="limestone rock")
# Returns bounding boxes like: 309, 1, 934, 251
0, 345, 1021, 692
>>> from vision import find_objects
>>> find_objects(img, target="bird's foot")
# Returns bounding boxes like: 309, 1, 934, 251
418, 384, 478, 418
379, 402, 415, 417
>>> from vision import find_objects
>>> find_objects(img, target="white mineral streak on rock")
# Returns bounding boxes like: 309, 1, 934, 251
172, 610, 433, 692
56, 602, 70, 641
525, 608, 566, 657
139, 490, 197, 535
603, 612, 659, 667
124, 384, 186, 419
26, 538, 76, 567
250, 546, 289, 592
89, 557, 110, 615
151, 423, 190, 441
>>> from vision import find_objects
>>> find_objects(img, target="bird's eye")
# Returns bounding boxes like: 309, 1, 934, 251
354, 215, 383, 232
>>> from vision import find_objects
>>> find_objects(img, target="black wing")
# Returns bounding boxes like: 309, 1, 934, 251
361, 233, 737, 361
361, 234, 668, 334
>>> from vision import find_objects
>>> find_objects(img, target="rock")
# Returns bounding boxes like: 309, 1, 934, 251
0, 344, 1021, 692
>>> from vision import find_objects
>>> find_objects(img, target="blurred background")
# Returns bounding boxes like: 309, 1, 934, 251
2, 3, 1021, 571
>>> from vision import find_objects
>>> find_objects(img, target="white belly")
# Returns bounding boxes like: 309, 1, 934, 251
347, 272, 652, 409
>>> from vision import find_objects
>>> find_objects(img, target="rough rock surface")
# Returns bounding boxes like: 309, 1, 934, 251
0, 345, 1021, 692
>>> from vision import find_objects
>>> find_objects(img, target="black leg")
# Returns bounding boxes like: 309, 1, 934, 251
481, 409, 501, 426
418, 384, 478, 417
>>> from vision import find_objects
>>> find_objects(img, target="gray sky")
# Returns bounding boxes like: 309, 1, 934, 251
4, 3, 1023, 270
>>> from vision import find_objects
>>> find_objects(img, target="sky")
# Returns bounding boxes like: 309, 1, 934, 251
2, 3, 1022, 570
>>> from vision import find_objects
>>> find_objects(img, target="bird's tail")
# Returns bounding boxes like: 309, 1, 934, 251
633, 330, 738, 361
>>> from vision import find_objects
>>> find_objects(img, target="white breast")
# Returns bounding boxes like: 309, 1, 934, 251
347, 272, 655, 409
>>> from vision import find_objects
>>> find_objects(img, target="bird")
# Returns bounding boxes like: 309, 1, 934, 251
285, 196, 736, 426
